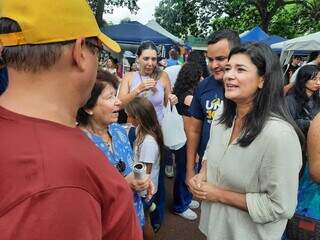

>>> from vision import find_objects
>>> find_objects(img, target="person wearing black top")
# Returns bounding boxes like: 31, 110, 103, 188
171, 62, 202, 220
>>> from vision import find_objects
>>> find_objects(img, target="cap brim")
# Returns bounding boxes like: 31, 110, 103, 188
98, 32, 121, 53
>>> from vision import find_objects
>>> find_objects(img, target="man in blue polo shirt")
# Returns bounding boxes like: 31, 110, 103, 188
186, 30, 240, 183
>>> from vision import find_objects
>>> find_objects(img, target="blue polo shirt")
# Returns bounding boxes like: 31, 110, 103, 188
189, 76, 224, 158
0, 67, 8, 95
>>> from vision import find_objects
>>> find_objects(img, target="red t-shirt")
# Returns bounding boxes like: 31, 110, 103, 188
0, 106, 142, 240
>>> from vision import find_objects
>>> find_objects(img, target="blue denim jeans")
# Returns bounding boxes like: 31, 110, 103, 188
171, 144, 193, 213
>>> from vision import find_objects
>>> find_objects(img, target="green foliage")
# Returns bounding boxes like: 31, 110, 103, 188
155, 0, 319, 38
154, 0, 199, 38
88, 0, 138, 27
88, 0, 138, 13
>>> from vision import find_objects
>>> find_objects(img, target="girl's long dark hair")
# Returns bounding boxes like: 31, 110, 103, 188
289, 64, 320, 111
125, 97, 166, 164
220, 43, 304, 147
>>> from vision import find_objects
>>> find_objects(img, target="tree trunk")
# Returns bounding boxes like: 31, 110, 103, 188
95, 0, 105, 27
261, 17, 270, 33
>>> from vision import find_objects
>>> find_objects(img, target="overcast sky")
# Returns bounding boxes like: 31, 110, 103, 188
104, 0, 161, 24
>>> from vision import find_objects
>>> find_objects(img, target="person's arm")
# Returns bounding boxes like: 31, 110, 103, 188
245, 129, 302, 223
308, 113, 320, 183
186, 117, 202, 181
189, 160, 248, 211
161, 71, 178, 106
184, 95, 193, 106
193, 182, 248, 211
185, 85, 203, 183
188, 159, 207, 191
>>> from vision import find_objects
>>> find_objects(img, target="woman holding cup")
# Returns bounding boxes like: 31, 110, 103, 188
76, 70, 153, 229
118, 41, 178, 119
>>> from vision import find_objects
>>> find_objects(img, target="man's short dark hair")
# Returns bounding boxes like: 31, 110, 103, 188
0, 18, 70, 72
293, 55, 302, 60
207, 29, 240, 49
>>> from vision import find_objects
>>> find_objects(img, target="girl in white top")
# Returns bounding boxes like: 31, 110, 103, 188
125, 96, 165, 240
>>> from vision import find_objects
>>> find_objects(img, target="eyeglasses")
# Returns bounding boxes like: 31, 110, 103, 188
116, 160, 126, 173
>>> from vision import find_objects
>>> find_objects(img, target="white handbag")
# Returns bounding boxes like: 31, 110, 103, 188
161, 102, 186, 150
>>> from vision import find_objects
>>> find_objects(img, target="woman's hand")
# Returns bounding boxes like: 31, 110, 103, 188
146, 180, 155, 201
126, 172, 150, 192
168, 93, 178, 105
188, 173, 207, 197
195, 182, 222, 202
136, 79, 156, 94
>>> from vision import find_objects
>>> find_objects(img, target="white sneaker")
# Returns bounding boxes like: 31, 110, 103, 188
165, 165, 174, 178
176, 208, 197, 221
188, 200, 200, 209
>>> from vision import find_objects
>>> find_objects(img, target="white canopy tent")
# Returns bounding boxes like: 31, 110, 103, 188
146, 20, 184, 44
271, 31, 320, 65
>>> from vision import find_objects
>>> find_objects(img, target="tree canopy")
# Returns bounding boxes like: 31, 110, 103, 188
88, 0, 139, 27
155, 0, 320, 39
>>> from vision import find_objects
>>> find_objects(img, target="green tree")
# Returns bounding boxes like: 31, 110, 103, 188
88, 0, 139, 27
212, 0, 320, 38
154, 0, 200, 38
155, 0, 319, 38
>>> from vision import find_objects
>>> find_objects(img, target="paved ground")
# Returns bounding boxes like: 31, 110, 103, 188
155, 177, 206, 240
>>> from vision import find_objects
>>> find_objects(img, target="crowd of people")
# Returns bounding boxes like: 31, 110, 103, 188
1, 0, 320, 240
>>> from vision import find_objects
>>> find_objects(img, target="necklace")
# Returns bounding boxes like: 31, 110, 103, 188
84, 126, 113, 152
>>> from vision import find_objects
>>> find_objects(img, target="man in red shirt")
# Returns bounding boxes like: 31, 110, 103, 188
0, 0, 142, 239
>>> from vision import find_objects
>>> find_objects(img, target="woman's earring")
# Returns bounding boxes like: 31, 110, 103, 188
85, 109, 93, 116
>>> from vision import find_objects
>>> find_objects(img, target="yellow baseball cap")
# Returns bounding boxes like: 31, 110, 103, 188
0, 0, 121, 53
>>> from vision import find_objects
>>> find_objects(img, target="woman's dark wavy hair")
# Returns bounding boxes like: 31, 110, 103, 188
173, 62, 202, 102
125, 97, 166, 166
290, 64, 320, 108
76, 70, 118, 125
219, 43, 304, 147
136, 41, 162, 80
187, 50, 210, 78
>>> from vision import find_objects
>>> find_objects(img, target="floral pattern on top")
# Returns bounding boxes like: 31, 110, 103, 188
82, 123, 145, 226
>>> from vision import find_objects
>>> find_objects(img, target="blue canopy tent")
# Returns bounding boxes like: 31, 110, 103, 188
101, 21, 177, 76
260, 35, 287, 54
101, 21, 175, 46
261, 35, 286, 46
240, 26, 269, 43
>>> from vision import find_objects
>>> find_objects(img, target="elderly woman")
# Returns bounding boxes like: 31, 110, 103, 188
76, 70, 152, 228
189, 43, 303, 240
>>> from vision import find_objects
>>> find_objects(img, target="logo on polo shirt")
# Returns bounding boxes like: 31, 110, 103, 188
206, 98, 222, 123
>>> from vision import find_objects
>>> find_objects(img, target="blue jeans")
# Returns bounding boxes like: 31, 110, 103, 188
150, 164, 165, 232
172, 144, 193, 213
